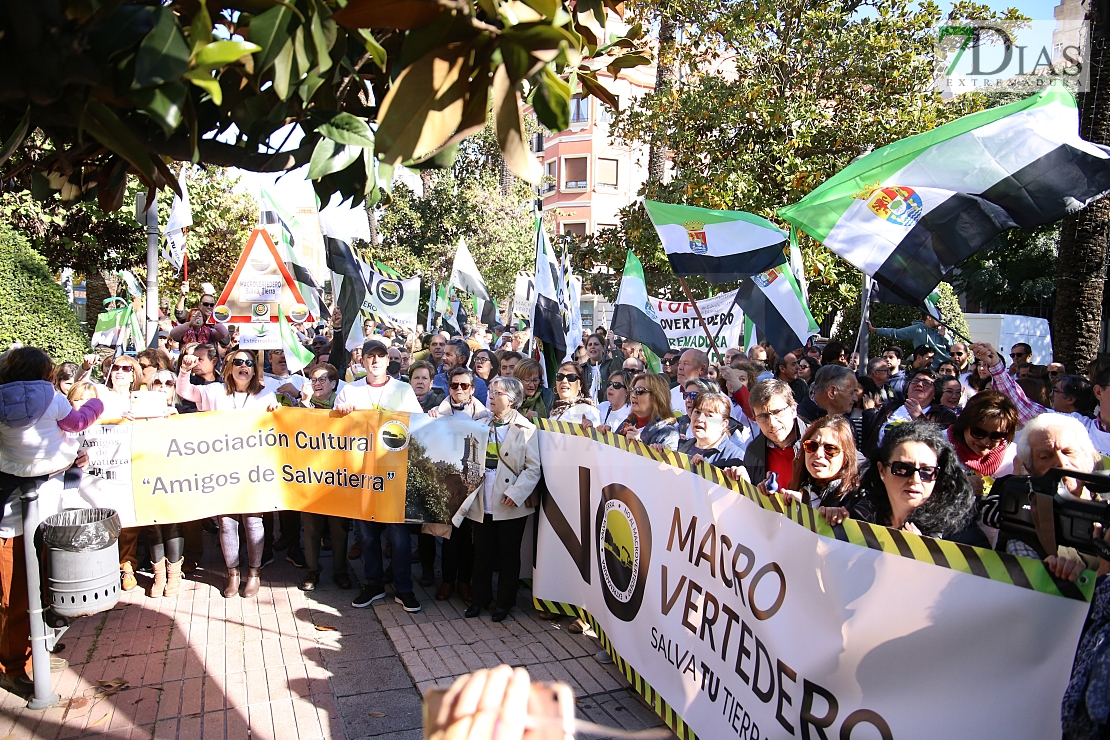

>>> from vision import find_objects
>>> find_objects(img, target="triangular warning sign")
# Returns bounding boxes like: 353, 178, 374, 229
212, 229, 315, 325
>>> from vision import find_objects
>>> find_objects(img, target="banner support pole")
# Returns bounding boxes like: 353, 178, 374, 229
677, 277, 726, 366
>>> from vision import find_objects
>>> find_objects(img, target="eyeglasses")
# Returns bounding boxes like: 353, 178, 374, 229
682, 391, 700, 401
950, 351, 966, 357
201, 302, 215, 308
1009, 352, 1028, 359
111, 364, 134, 373
887, 461, 939, 482
311, 376, 332, 384
450, 382, 472, 390
908, 378, 933, 388
231, 358, 255, 367
150, 380, 168, 387
607, 382, 626, 391
969, 426, 1009, 442
661, 357, 678, 365
753, 405, 792, 423
474, 356, 490, 363
555, 373, 580, 383
630, 387, 650, 396
802, 440, 842, 457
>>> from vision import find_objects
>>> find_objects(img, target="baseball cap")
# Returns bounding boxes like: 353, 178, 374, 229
362, 339, 389, 356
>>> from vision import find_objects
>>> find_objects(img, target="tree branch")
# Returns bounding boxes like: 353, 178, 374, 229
148, 136, 316, 173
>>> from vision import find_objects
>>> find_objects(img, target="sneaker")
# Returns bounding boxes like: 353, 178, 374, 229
595, 649, 613, 665
394, 591, 421, 613
352, 584, 385, 608
285, 547, 306, 568
260, 549, 275, 568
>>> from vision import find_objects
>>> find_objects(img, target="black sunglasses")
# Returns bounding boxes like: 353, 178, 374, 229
887, 461, 939, 482
607, 382, 626, 390
450, 382, 472, 390
661, 357, 678, 365
682, 391, 700, 401
555, 373, 580, 383
969, 426, 1009, 442
231, 358, 255, 367
201, 301, 216, 308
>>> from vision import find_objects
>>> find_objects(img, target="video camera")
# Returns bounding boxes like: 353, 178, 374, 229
994, 468, 1110, 560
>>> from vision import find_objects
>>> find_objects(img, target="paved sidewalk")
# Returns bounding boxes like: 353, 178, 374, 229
0, 531, 670, 739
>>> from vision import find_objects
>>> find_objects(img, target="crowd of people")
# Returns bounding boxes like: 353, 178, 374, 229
2, 295, 1110, 734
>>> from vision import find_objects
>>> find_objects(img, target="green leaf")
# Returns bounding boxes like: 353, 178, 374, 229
355, 29, 387, 69
80, 99, 157, 186
0, 106, 31, 170
183, 68, 223, 105
317, 113, 374, 148
518, 0, 558, 18
133, 81, 187, 136
249, 4, 296, 76
309, 1, 336, 73
530, 66, 570, 130
492, 65, 541, 184
308, 137, 361, 179
132, 7, 191, 89
500, 23, 574, 62
606, 52, 650, 78
293, 24, 311, 79
195, 40, 262, 68
189, 1, 213, 48
579, 72, 618, 111
574, 0, 605, 46
375, 42, 472, 167
298, 67, 327, 103
271, 38, 295, 100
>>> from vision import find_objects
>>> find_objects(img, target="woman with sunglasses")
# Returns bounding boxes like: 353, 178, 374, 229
675, 378, 718, 439
946, 391, 1019, 488
797, 357, 820, 386
145, 370, 180, 415
819, 421, 975, 540
615, 373, 679, 450
782, 417, 860, 508
177, 347, 281, 598
513, 359, 553, 420
429, 367, 492, 421
596, 370, 633, 433
470, 349, 499, 383
548, 361, 600, 426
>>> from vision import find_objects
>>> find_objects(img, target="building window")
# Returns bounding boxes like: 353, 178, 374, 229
563, 157, 588, 189
542, 160, 557, 194
1053, 42, 1063, 59
598, 98, 618, 123
569, 95, 589, 124
563, 222, 588, 237
596, 158, 618, 189
531, 132, 545, 153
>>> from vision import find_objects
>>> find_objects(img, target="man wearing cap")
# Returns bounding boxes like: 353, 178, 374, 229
335, 339, 424, 613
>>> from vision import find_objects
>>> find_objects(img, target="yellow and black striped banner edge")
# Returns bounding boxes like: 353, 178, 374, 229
536, 419, 1094, 602
532, 597, 697, 740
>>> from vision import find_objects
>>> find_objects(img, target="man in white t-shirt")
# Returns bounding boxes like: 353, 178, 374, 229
335, 340, 423, 613
670, 349, 709, 414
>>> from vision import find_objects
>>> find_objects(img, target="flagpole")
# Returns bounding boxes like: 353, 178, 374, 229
856, 275, 872, 374
677, 277, 726, 366
920, 308, 972, 345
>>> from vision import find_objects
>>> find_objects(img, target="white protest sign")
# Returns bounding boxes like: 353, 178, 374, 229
650, 290, 743, 351
362, 272, 421, 329
534, 429, 1089, 740
512, 272, 534, 322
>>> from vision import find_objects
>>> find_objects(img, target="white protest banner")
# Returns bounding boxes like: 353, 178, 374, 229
651, 290, 743, 351
362, 272, 421, 329
533, 422, 1091, 740
512, 271, 534, 323
74, 421, 136, 523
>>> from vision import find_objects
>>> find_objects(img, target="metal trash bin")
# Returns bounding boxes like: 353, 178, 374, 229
42, 508, 122, 618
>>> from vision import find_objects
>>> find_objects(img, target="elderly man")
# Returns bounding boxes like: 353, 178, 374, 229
774, 352, 808, 402
623, 357, 645, 373
433, 339, 487, 404
670, 349, 709, 414
797, 365, 859, 424
728, 380, 805, 487
866, 357, 896, 404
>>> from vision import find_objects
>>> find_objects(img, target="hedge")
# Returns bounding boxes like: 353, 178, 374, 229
0, 221, 89, 362
832, 282, 970, 359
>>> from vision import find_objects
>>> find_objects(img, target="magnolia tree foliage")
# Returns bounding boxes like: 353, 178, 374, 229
567, 0, 1024, 322
0, 0, 649, 212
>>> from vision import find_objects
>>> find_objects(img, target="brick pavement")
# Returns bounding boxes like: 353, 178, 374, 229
0, 530, 670, 739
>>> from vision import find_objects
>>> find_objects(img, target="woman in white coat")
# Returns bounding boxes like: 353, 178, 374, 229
461, 376, 541, 622
177, 348, 280, 599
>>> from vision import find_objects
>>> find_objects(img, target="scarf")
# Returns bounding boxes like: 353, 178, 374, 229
520, 391, 548, 419
947, 425, 1008, 476
550, 395, 597, 418
309, 393, 336, 410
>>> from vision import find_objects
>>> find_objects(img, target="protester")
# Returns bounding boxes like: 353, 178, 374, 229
434, 340, 487, 405
797, 365, 859, 425
734, 380, 805, 487
909, 345, 936, 371
935, 375, 964, 412
616, 373, 679, 450
170, 305, 230, 346
660, 349, 682, 389
335, 339, 424, 613
668, 350, 710, 414
497, 351, 523, 379
460, 377, 541, 622
176, 343, 221, 414
673, 378, 717, 439
821, 341, 848, 367
882, 346, 906, 398
582, 334, 621, 400
470, 349, 498, 383
1009, 342, 1033, 370
298, 362, 340, 409
866, 367, 958, 451
947, 391, 1018, 491
99, 354, 143, 418
137, 348, 173, 387
513, 359, 551, 420
967, 357, 999, 395
548, 362, 600, 426
781, 416, 860, 508
774, 352, 808, 403
146, 370, 179, 415
936, 360, 959, 379
819, 421, 975, 541
596, 370, 632, 432
866, 357, 897, 405
679, 392, 747, 468
432, 367, 491, 421
868, 315, 951, 367
797, 356, 819, 386
177, 349, 280, 598
948, 342, 970, 374
52, 362, 80, 396
409, 360, 445, 411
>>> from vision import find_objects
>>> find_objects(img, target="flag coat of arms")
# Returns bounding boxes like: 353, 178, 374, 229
779, 83, 1110, 305
644, 200, 789, 283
